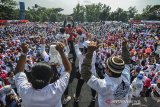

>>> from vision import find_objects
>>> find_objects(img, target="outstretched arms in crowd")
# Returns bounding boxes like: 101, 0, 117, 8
15, 43, 29, 74
15, 42, 72, 74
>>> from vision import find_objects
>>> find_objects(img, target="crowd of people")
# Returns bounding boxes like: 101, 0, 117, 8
0, 20, 160, 107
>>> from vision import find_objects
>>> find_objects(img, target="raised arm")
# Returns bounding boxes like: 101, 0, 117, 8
74, 44, 82, 60
81, 42, 98, 82
122, 38, 131, 64
56, 42, 72, 73
63, 38, 70, 57
121, 38, 131, 82
15, 43, 29, 74
40, 37, 49, 62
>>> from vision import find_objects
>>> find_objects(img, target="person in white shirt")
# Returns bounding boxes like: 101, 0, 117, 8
55, 28, 70, 42
14, 42, 72, 107
81, 39, 131, 107
131, 74, 144, 97
40, 36, 71, 105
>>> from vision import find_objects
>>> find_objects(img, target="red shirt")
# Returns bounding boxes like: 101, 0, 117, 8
0, 71, 9, 85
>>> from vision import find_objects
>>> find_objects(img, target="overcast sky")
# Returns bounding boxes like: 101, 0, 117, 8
16, 0, 160, 14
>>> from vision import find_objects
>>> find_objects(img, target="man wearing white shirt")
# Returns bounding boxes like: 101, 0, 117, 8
40, 36, 72, 104
55, 28, 70, 42
131, 74, 144, 97
14, 42, 72, 107
81, 39, 131, 107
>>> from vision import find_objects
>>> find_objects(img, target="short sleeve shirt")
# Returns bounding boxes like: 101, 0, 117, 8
15, 72, 70, 107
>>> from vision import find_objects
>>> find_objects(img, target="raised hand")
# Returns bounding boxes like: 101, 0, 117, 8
122, 37, 128, 46
55, 42, 65, 54
63, 38, 68, 46
87, 41, 97, 53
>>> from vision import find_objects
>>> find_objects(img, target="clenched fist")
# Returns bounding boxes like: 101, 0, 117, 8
55, 42, 65, 54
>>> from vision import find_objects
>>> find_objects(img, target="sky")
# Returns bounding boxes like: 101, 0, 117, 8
16, 0, 160, 15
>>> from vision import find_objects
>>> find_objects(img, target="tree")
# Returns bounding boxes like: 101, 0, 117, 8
1, 0, 16, 6
12, 9, 19, 20
99, 5, 111, 21
147, 5, 160, 20
134, 14, 142, 20
25, 5, 63, 22
112, 8, 128, 22
26, 12, 33, 21
0, 0, 17, 19
109, 12, 116, 21
50, 13, 57, 22
41, 13, 48, 22
85, 3, 103, 22
73, 3, 85, 22
141, 5, 160, 20
34, 15, 40, 22
141, 5, 152, 19
128, 6, 138, 18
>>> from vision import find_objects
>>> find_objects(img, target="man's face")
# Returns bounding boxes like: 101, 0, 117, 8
9, 72, 14, 77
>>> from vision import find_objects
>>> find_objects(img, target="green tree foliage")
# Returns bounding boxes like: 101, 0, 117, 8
141, 5, 160, 20
134, 14, 142, 20
99, 5, 111, 21
25, 5, 64, 22
133, 5, 160, 20
0, 0, 17, 19
128, 6, 138, 18
73, 3, 128, 22
49, 13, 57, 22
72, 3, 159, 22
0, 1, 159, 22
141, 5, 152, 20
73, 3, 85, 22
108, 8, 128, 22
85, 3, 103, 22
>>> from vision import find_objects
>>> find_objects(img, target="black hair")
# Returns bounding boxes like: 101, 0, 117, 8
141, 60, 146, 66
5, 93, 19, 107
60, 28, 65, 34
77, 31, 82, 35
50, 65, 60, 83
67, 24, 71, 28
7, 71, 14, 76
30, 62, 53, 89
